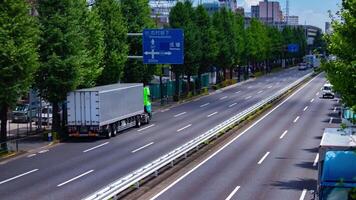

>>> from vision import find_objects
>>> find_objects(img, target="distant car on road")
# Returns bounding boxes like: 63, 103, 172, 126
298, 63, 308, 70
322, 83, 334, 98
11, 104, 37, 123
34, 107, 53, 126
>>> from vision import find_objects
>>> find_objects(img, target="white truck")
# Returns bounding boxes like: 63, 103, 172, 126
66, 83, 151, 138
317, 128, 356, 200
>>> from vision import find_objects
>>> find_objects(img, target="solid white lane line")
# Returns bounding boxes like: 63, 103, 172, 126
267, 85, 273, 89
137, 124, 155, 132
83, 142, 109, 153
225, 185, 241, 200
0, 169, 39, 185
279, 130, 288, 139
38, 150, 49, 154
299, 189, 307, 200
27, 154, 36, 158
329, 117, 333, 124
235, 91, 241, 94
313, 153, 319, 167
220, 96, 228, 100
310, 98, 314, 103
149, 74, 321, 200
207, 112, 218, 118
131, 142, 154, 153
257, 90, 263, 94
303, 106, 308, 111
174, 112, 186, 117
333, 107, 337, 112
229, 103, 237, 108
258, 152, 270, 165
316, 92, 320, 96
293, 116, 300, 123
57, 170, 94, 187
245, 96, 252, 100
177, 124, 192, 132
200, 103, 210, 108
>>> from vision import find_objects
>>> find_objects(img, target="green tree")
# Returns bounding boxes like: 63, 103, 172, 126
195, 5, 218, 90
36, 0, 89, 134
245, 19, 266, 72
212, 7, 235, 81
0, 0, 39, 149
121, 0, 155, 84
232, 13, 246, 79
94, 0, 128, 85
79, 5, 105, 88
169, 1, 200, 98
323, 0, 356, 110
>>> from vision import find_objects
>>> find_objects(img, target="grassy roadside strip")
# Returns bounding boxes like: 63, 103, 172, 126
119, 72, 317, 200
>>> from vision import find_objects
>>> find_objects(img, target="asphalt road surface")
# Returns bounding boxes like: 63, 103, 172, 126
149, 74, 340, 200
0, 68, 312, 200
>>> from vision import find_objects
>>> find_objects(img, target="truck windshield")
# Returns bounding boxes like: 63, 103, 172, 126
321, 187, 356, 200
15, 104, 28, 111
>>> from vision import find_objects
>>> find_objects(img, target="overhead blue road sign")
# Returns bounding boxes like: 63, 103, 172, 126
288, 44, 299, 53
143, 29, 184, 64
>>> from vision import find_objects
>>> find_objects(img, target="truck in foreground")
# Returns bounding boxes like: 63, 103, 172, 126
317, 128, 356, 199
66, 83, 151, 138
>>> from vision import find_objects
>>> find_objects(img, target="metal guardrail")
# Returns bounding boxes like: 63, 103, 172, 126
84, 73, 313, 200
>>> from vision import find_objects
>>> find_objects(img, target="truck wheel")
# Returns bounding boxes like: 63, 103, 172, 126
136, 118, 141, 128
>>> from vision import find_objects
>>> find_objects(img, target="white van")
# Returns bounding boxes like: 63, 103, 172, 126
322, 83, 334, 98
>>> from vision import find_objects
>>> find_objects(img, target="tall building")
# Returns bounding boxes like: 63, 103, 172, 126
258, 0, 283, 24
325, 22, 332, 34
149, 0, 177, 26
251, 5, 260, 18
202, 2, 221, 15
286, 15, 299, 25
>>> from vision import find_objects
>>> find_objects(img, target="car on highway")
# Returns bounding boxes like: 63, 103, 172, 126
34, 107, 53, 126
11, 104, 37, 123
298, 63, 308, 71
322, 83, 334, 98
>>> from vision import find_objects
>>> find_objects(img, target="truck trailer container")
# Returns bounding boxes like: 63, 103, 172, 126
317, 128, 356, 200
66, 83, 150, 138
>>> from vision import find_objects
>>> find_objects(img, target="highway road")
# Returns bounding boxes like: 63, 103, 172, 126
147, 74, 340, 200
0, 67, 312, 200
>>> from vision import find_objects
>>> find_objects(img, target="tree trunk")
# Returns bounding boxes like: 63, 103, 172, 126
0, 104, 8, 151
223, 68, 227, 81
187, 74, 191, 95
52, 102, 61, 137
197, 72, 202, 93
229, 66, 233, 80
174, 71, 180, 101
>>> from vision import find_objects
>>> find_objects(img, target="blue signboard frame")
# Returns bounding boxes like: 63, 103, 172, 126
143, 29, 184, 64
288, 44, 299, 53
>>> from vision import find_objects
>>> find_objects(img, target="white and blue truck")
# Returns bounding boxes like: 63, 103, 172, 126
317, 128, 356, 200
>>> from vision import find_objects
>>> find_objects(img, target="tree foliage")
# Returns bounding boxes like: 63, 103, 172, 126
94, 0, 128, 85
0, 0, 40, 146
121, 0, 155, 84
324, 0, 356, 110
36, 0, 96, 133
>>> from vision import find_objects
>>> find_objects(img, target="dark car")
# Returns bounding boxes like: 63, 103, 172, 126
298, 63, 308, 70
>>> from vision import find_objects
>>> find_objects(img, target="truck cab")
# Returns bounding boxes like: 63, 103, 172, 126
317, 128, 356, 200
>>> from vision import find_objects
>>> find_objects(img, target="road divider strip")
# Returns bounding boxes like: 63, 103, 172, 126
132, 142, 154, 153
257, 152, 270, 165
225, 186, 241, 200
280, 130, 288, 139
83, 72, 314, 200
177, 124, 192, 132
57, 170, 94, 187
207, 112, 218, 118
137, 124, 155, 132
0, 169, 39, 185
174, 112, 187, 117
83, 142, 109, 153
